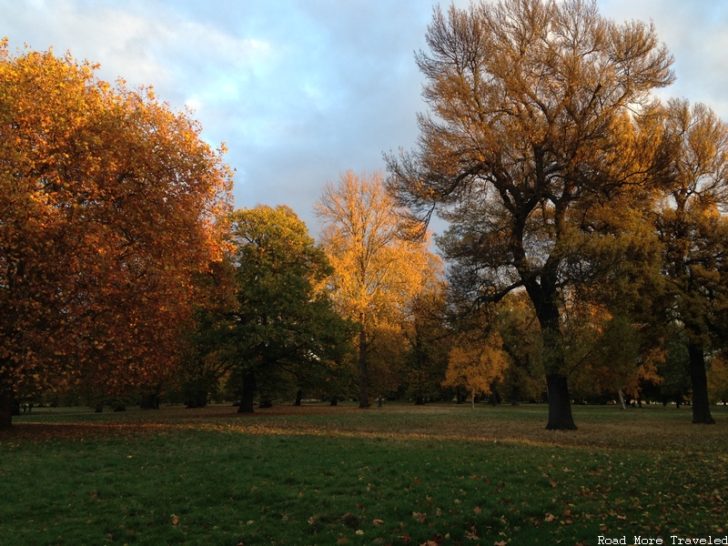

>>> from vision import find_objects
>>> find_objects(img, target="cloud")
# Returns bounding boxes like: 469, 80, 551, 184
4, 0, 727, 235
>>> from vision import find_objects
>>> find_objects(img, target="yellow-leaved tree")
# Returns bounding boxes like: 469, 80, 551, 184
444, 331, 509, 408
316, 171, 438, 407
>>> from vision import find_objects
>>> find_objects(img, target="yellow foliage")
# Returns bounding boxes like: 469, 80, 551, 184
444, 332, 509, 401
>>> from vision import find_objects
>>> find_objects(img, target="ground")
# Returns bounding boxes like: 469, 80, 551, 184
1, 403, 727, 545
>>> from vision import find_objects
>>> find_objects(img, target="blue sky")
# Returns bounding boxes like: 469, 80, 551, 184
4, 0, 728, 235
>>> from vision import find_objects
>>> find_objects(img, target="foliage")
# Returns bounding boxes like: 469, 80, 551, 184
650, 100, 728, 423
495, 293, 545, 403
317, 171, 438, 407
387, 0, 674, 429
217, 205, 352, 410
444, 329, 509, 406
0, 41, 232, 425
709, 351, 728, 404
403, 282, 452, 404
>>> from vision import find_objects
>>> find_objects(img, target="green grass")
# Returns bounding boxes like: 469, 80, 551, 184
2, 404, 727, 545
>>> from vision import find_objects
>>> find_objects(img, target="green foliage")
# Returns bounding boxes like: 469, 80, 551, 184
221, 206, 352, 402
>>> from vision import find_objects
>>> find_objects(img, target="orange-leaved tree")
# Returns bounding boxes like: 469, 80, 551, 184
444, 331, 509, 408
316, 171, 438, 408
0, 41, 232, 426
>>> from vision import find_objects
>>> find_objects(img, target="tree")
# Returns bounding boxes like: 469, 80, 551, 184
0, 42, 232, 427
708, 351, 728, 406
222, 206, 351, 413
444, 330, 509, 408
495, 292, 545, 404
651, 100, 728, 423
403, 279, 451, 405
387, 0, 673, 429
316, 171, 436, 408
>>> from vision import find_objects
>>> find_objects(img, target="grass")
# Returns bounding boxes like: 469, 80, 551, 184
2, 403, 727, 545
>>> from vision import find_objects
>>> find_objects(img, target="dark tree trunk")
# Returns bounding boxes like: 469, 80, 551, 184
358, 319, 370, 409
329, 396, 338, 407
11, 398, 21, 416
414, 395, 425, 405
545, 374, 577, 430
94, 403, 104, 413
526, 281, 577, 431
0, 388, 13, 428
688, 342, 715, 424
238, 371, 256, 413
455, 388, 467, 404
294, 389, 303, 406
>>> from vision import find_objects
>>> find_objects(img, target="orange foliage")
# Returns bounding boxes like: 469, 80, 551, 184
316, 171, 439, 403
0, 43, 232, 408
444, 331, 509, 404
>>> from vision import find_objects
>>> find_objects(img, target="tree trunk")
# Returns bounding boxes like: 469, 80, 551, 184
688, 342, 715, 424
238, 371, 256, 413
358, 320, 370, 409
294, 389, 303, 406
545, 374, 577, 430
330, 396, 338, 406
618, 389, 627, 410
527, 286, 577, 431
414, 395, 425, 405
0, 387, 13, 428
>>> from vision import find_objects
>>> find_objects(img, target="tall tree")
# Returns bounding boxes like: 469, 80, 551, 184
0, 42, 232, 427
387, 0, 673, 429
316, 171, 435, 408
652, 100, 728, 424
223, 206, 350, 413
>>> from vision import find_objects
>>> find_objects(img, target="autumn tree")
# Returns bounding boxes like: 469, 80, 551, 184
708, 351, 728, 406
387, 0, 673, 429
219, 206, 351, 413
403, 278, 451, 404
316, 171, 436, 408
651, 100, 728, 424
495, 292, 545, 404
0, 42, 232, 427
444, 330, 509, 408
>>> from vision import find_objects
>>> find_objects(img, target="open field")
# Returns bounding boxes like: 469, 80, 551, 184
2, 404, 727, 545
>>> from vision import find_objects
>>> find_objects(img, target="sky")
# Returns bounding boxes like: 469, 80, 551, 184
3, 0, 728, 236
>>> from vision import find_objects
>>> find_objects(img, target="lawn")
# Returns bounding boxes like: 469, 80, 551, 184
1, 403, 727, 545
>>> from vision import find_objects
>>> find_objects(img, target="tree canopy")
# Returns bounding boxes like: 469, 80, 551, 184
221, 205, 351, 412
317, 171, 439, 408
387, 0, 674, 429
0, 42, 232, 426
